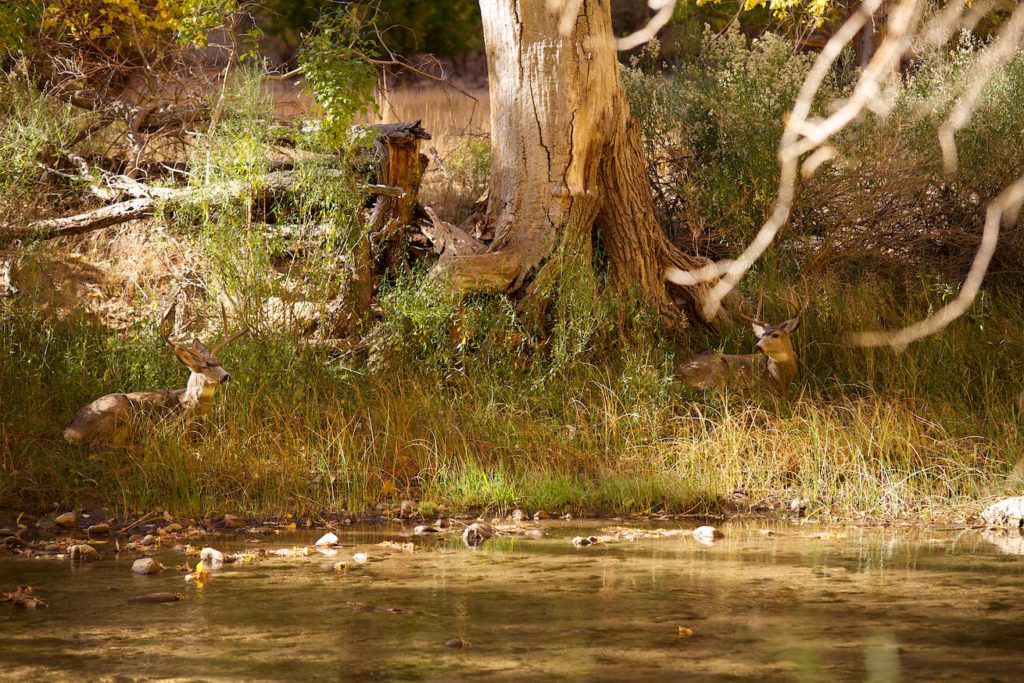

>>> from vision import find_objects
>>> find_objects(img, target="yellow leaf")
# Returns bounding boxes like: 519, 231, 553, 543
677, 626, 695, 639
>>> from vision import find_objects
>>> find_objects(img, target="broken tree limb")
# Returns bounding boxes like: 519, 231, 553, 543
1, 170, 405, 245
3, 197, 156, 243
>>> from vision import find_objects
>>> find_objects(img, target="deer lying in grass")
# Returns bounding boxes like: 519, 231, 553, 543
679, 300, 803, 394
63, 303, 245, 446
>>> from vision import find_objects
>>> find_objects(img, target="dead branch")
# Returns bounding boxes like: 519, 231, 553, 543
0, 171, 404, 245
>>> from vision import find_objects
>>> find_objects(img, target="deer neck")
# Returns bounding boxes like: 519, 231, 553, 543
764, 350, 797, 391
180, 372, 218, 412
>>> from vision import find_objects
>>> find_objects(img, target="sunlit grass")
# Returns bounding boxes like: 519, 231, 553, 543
1, 272, 1020, 521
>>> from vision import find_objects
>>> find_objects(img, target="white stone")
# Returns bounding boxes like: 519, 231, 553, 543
981, 497, 1024, 528
314, 532, 339, 547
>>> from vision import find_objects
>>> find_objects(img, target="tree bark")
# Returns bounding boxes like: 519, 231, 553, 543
439, 0, 730, 331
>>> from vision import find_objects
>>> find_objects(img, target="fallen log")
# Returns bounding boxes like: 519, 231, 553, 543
5, 197, 156, 242
1, 172, 404, 246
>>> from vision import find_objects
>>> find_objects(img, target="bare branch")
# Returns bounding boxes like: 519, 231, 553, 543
939, 2, 1024, 176
849, 174, 1024, 349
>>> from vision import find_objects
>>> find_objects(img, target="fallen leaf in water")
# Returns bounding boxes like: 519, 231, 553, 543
444, 638, 470, 649
1, 585, 48, 609
378, 541, 414, 553
185, 559, 209, 586
677, 626, 694, 639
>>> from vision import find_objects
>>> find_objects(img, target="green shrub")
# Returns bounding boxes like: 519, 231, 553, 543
624, 28, 832, 251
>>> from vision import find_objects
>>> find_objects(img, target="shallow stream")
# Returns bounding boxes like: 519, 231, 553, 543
2, 520, 1023, 681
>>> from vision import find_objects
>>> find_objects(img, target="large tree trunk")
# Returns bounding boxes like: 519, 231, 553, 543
435, 0, 731, 331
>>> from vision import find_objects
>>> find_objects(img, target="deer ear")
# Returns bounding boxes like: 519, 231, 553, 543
779, 317, 801, 334
174, 345, 203, 370
751, 321, 770, 338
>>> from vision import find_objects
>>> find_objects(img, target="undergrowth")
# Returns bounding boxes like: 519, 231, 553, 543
3, 25, 1023, 523
1, 272, 1021, 520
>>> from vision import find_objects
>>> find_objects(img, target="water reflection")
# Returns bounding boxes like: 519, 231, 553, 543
1, 521, 1023, 681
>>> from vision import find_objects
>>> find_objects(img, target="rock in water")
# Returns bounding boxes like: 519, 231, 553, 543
572, 536, 600, 547
87, 523, 111, 536
314, 532, 339, 547
68, 544, 99, 561
128, 592, 182, 605
132, 557, 163, 575
55, 511, 79, 528
462, 523, 495, 548
982, 497, 1024, 528
200, 547, 224, 567
692, 526, 724, 545
222, 514, 247, 529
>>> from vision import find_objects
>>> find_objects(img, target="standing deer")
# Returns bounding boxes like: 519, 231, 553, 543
63, 303, 245, 446
679, 297, 804, 394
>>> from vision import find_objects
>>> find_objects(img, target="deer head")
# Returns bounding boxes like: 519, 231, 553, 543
739, 286, 806, 364
159, 302, 246, 388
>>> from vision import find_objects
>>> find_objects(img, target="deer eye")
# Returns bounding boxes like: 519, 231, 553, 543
771, 333, 780, 338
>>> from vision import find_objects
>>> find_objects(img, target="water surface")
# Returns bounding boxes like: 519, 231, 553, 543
2, 521, 1023, 681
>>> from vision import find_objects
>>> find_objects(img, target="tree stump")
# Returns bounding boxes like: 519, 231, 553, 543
323, 120, 431, 339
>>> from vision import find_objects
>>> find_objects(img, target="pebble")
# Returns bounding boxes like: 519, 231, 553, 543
222, 514, 247, 529
462, 523, 495, 548
132, 557, 163, 575
314, 532, 339, 547
200, 547, 224, 566
572, 536, 600, 547
87, 523, 111, 536
55, 511, 79, 529
68, 544, 99, 561
692, 526, 724, 544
